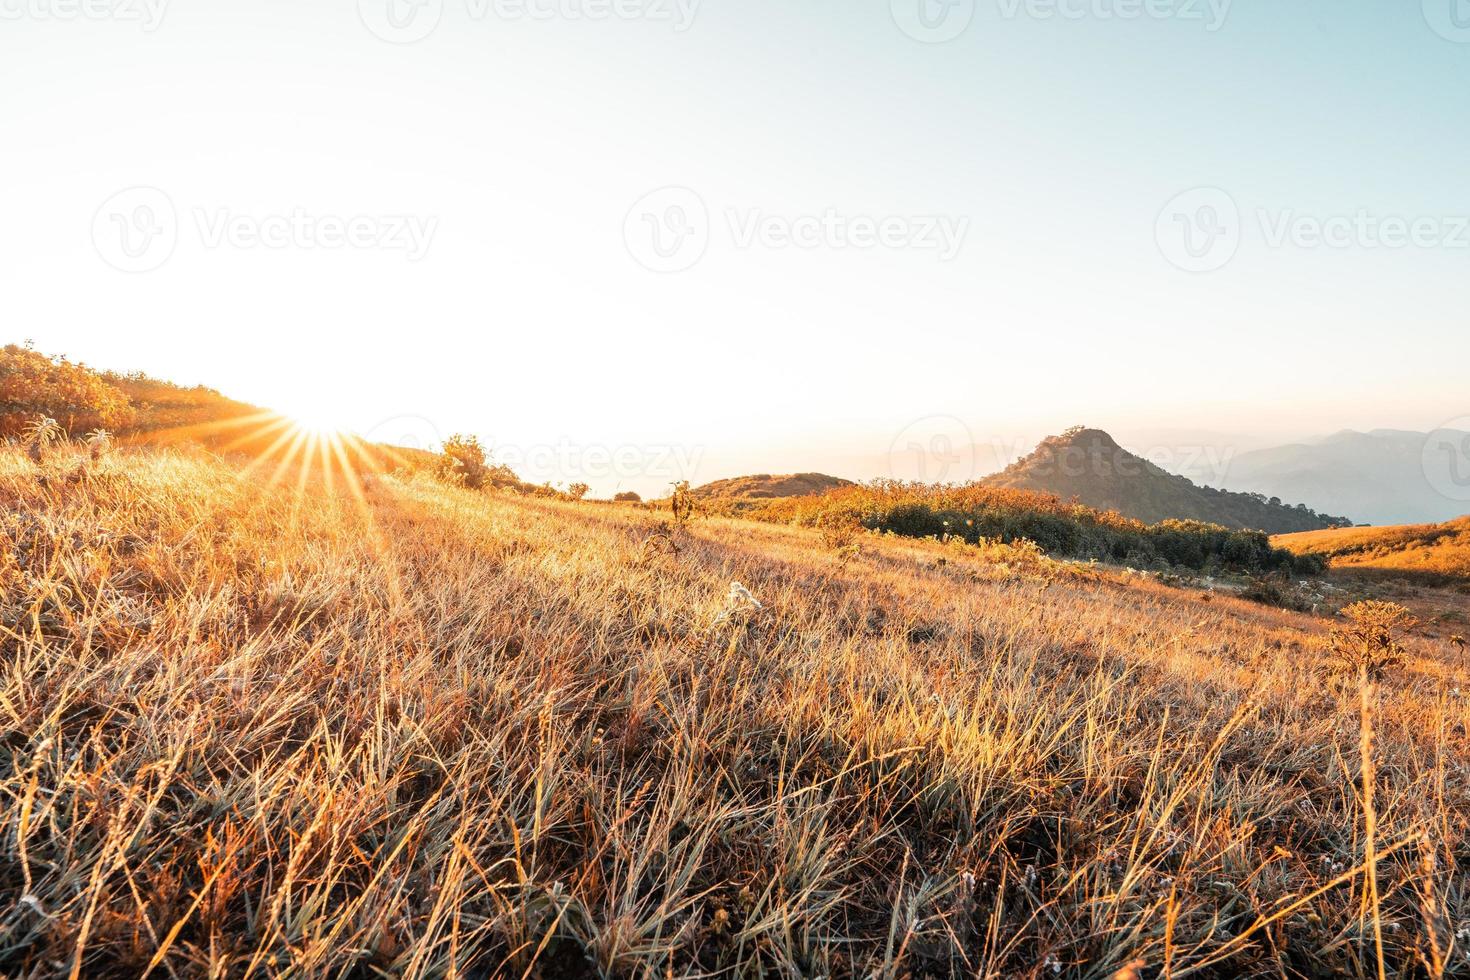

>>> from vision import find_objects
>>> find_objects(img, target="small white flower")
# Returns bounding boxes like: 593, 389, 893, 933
727, 581, 762, 610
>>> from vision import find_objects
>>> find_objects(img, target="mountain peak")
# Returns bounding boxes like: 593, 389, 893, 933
985, 427, 1348, 533
1044, 426, 1122, 449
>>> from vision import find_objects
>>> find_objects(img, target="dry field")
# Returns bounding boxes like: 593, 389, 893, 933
1, 446, 1468, 977
1275, 519, 1470, 587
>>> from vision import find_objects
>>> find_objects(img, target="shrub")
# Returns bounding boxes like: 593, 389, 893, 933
0, 344, 136, 437
669, 480, 696, 528
1327, 601, 1416, 681
614, 491, 642, 503
437, 434, 491, 489
567, 482, 590, 501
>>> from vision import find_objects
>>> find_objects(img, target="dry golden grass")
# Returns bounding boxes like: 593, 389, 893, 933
2, 446, 1468, 977
1275, 518, 1470, 586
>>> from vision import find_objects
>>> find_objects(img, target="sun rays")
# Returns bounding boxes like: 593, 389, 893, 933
82, 405, 430, 614
205, 411, 419, 610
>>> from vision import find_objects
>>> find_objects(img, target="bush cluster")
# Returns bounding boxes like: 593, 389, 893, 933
433, 432, 588, 502
753, 481, 1321, 574
0, 343, 136, 437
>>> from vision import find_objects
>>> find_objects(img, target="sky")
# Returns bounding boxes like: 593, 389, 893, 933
3, 0, 1469, 497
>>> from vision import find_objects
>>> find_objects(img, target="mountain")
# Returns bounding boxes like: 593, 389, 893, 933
984, 427, 1349, 533
1219, 429, 1470, 526
690, 472, 853, 500
1274, 515, 1470, 585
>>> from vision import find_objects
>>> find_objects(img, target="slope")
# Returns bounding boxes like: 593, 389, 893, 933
985, 427, 1350, 533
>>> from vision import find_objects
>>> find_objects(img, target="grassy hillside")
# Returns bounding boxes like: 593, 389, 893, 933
689, 472, 852, 501
750, 480, 1321, 574
1, 344, 449, 476
1, 444, 1465, 977
986, 428, 1351, 534
1275, 516, 1470, 585
101, 370, 266, 445
1, 344, 265, 444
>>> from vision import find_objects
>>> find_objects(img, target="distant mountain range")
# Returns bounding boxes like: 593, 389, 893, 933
983, 427, 1348, 534
633, 424, 1470, 533
1212, 429, 1470, 527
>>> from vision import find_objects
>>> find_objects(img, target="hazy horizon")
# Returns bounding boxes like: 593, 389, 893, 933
6, 0, 1469, 496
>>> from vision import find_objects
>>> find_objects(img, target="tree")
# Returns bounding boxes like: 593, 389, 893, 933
0, 344, 136, 437
567, 482, 590, 501
614, 491, 642, 503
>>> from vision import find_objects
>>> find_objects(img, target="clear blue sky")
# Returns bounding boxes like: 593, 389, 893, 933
3, 0, 1467, 494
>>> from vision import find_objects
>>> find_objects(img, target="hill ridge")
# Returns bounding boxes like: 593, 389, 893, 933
983, 426, 1350, 534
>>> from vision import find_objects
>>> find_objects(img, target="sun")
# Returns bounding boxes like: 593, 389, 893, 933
284, 401, 354, 439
